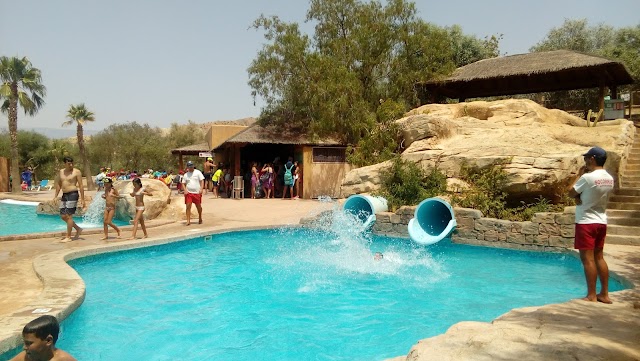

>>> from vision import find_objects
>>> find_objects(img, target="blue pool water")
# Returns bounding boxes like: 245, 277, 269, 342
0, 215, 626, 360
0, 200, 128, 236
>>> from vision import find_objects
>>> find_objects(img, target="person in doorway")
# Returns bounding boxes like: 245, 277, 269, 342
101, 178, 121, 240
9, 315, 77, 361
182, 161, 204, 225
211, 163, 223, 198
282, 157, 295, 199
292, 160, 301, 199
129, 177, 152, 239
203, 157, 215, 193
53, 157, 85, 243
250, 162, 259, 199
568, 146, 614, 304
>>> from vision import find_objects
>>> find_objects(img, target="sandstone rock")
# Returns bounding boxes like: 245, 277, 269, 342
36, 195, 94, 217
113, 178, 171, 220
341, 99, 635, 200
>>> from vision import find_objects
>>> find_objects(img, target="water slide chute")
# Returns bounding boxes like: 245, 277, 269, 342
408, 198, 456, 245
342, 194, 388, 229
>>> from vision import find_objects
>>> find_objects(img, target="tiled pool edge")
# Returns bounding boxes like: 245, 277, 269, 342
0, 225, 275, 355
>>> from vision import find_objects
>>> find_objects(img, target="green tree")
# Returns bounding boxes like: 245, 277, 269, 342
0, 56, 46, 193
530, 19, 640, 109
63, 103, 95, 190
87, 122, 169, 172
248, 0, 494, 154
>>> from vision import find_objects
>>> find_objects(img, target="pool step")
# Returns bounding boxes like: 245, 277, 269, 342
606, 224, 640, 237
605, 234, 640, 246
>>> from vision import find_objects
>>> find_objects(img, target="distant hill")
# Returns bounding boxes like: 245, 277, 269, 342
0, 127, 101, 139
1, 117, 257, 139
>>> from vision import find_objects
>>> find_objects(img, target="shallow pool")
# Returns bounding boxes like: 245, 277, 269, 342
0, 200, 128, 236
0, 220, 625, 360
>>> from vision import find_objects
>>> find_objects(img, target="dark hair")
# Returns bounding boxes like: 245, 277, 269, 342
63, 156, 73, 163
132, 178, 142, 187
23, 315, 60, 344
594, 155, 607, 167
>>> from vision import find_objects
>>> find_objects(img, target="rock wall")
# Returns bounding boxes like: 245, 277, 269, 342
341, 99, 636, 201
372, 206, 575, 251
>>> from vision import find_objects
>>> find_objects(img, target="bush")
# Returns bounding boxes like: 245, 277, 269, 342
451, 164, 570, 221
377, 156, 447, 211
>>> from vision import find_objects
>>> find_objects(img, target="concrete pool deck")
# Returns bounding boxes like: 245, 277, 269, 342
0, 189, 639, 360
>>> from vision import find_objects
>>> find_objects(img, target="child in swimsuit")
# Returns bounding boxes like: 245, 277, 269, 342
129, 178, 153, 239
101, 178, 121, 240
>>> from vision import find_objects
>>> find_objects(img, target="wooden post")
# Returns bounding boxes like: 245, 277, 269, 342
610, 85, 618, 99
178, 154, 184, 172
234, 144, 241, 177
598, 85, 606, 113
629, 90, 635, 119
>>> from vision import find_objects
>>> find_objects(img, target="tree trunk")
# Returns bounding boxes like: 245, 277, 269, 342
8, 83, 20, 193
77, 124, 95, 191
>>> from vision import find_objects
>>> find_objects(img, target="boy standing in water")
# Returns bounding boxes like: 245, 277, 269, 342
101, 177, 121, 240
9, 315, 77, 361
53, 157, 85, 243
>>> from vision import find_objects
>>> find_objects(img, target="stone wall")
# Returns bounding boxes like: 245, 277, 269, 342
372, 206, 576, 251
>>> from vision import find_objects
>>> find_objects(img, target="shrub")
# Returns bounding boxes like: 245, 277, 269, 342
451, 164, 571, 221
377, 156, 447, 211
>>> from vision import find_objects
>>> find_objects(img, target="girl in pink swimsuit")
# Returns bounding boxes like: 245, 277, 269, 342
101, 178, 121, 240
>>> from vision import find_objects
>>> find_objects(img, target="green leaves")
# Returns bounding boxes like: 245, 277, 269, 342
248, 0, 493, 148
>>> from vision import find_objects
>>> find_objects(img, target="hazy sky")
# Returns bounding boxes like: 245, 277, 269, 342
1, 0, 638, 131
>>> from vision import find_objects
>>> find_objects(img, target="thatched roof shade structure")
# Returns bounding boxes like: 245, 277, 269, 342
417, 50, 634, 102
170, 142, 211, 170
170, 142, 210, 155
217, 123, 342, 149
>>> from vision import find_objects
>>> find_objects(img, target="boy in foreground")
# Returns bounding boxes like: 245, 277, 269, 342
10, 315, 76, 361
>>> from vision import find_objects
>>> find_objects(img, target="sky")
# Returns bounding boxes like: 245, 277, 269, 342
1, 0, 639, 132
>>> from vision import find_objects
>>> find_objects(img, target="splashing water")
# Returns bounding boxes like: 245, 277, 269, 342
270, 201, 448, 293
82, 192, 106, 224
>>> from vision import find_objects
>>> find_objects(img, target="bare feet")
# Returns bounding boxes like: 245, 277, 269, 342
59, 237, 73, 243
597, 294, 613, 304
74, 227, 83, 240
117, 232, 121, 238
186, 222, 191, 226
101, 236, 108, 240
143, 235, 148, 238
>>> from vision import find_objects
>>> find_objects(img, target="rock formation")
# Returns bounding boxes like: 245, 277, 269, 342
341, 99, 636, 201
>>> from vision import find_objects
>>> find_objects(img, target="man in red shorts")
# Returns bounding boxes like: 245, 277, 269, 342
568, 146, 614, 304
181, 161, 205, 225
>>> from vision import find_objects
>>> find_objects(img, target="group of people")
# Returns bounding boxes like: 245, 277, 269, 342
53, 156, 152, 242
249, 157, 301, 199
95, 167, 179, 191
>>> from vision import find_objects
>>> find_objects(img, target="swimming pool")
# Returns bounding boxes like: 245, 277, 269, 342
0, 221, 625, 360
0, 200, 128, 236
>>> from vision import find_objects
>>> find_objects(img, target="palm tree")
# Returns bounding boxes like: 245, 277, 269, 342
63, 103, 95, 190
0, 56, 46, 193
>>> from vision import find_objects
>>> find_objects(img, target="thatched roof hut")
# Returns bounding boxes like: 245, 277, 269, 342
217, 123, 342, 148
417, 50, 634, 101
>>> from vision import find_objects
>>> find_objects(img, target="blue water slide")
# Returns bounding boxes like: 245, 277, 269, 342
408, 197, 457, 245
342, 194, 388, 229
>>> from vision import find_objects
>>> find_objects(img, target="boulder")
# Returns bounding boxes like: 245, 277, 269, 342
341, 99, 636, 200
36, 195, 94, 217
114, 178, 171, 220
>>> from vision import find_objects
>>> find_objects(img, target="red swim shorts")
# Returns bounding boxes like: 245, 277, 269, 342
185, 193, 202, 205
574, 223, 607, 250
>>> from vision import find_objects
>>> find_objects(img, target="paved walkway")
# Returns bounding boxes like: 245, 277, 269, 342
0, 189, 638, 360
